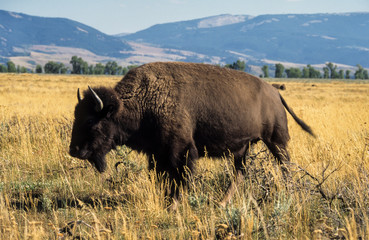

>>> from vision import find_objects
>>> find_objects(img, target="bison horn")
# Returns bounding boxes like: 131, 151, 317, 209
88, 86, 104, 112
77, 88, 82, 103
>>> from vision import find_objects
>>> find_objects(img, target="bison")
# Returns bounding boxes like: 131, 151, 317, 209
272, 83, 286, 90
69, 62, 314, 207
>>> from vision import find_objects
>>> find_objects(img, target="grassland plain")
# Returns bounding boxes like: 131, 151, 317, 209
0, 73, 368, 239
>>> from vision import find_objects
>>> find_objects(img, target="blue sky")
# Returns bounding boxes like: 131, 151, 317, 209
1, 0, 369, 34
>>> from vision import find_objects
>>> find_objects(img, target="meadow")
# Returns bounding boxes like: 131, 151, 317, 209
0, 73, 368, 239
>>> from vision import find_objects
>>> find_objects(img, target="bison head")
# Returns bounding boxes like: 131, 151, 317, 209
69, 86, 122, 172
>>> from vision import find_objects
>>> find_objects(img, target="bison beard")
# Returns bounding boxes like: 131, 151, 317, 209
69, 143, 108, 173
87, 134, 119, 173
70, 62, 315, 208
87, 154, 106, 173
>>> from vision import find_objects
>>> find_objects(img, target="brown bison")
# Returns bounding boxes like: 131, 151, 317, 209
69, 62, 314, 206
272, 83, 286, 90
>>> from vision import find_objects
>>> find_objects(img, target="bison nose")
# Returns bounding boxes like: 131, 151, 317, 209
69, 146, 80, 157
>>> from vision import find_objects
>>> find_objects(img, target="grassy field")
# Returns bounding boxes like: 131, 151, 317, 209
0, 73, 368, 239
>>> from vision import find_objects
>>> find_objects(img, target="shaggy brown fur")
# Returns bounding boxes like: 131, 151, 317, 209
69, 62, 314, 202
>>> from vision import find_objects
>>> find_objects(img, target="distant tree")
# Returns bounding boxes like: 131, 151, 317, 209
70, 56, 88, 74
294, 69, 301, 79
60, 64, 68, 74
35, 65, 43, 73
307, 65, 321, 78
354, 65, 368, 79
275, 63, 285, 78
70, 56, 79, 74
225, 60, 246, 71
345, 70, 351, 79
338, 69, 344, 79
122, 67, 129, 75
94, 63, 105, 75
364, 69, 369, 79
354, 64, 364, 79
82, 61, 88, 74
44, 61, 67, 74
302, 67, 310, 78
117, 66, 123, 75
105, 61, 119, 75
44, 62, 57, 74
128, 65, 139, 71
19, 66, 27, 73
235, 60, 246, 71
326, 62, 333, 78
119, 64, 139, 75
7, 61, 16, 73
326, 62, 338, 79
88, 65, 94, 75
0, 64, 7, 72
332, 70, 339, 79
262, 65, 269, 78
323, 67, 330, 78
286, 67, 302, 78
16, 65, 27, 73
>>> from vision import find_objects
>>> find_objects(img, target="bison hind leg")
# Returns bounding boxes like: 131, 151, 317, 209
264, 141, 290, 164
263, 140, 292, 182
264, 121, 291, 166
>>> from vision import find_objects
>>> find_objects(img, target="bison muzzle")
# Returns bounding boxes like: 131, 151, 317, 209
69, 62, 315, 207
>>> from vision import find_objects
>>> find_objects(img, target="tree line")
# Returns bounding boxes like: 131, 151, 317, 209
0, 57, 368, 80
261, 62, 369, 80
0, 56, 139, 75
0, 60, 28, 73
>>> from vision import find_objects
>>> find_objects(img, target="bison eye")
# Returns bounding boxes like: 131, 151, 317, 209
86, 119, 95, 126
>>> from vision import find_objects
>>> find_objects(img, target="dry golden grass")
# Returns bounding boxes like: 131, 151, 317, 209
0, 73, 368, 239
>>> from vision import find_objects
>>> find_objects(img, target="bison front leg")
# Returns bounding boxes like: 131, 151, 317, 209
154, 139, 199, 208
168, 140, 198, 197
219, 170, 245, 208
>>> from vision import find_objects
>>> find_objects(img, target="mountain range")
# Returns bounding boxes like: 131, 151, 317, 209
1, 9, 369, 73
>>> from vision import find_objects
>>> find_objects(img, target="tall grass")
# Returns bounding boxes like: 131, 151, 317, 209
0, 73, 368, 239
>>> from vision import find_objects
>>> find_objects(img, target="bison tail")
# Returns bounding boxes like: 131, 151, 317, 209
280, 94, 316, 137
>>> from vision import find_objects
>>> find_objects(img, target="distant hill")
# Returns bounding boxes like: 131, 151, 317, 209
121, 13, 369, 68
1, 10, 369, 70
0, 10, 131, 60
